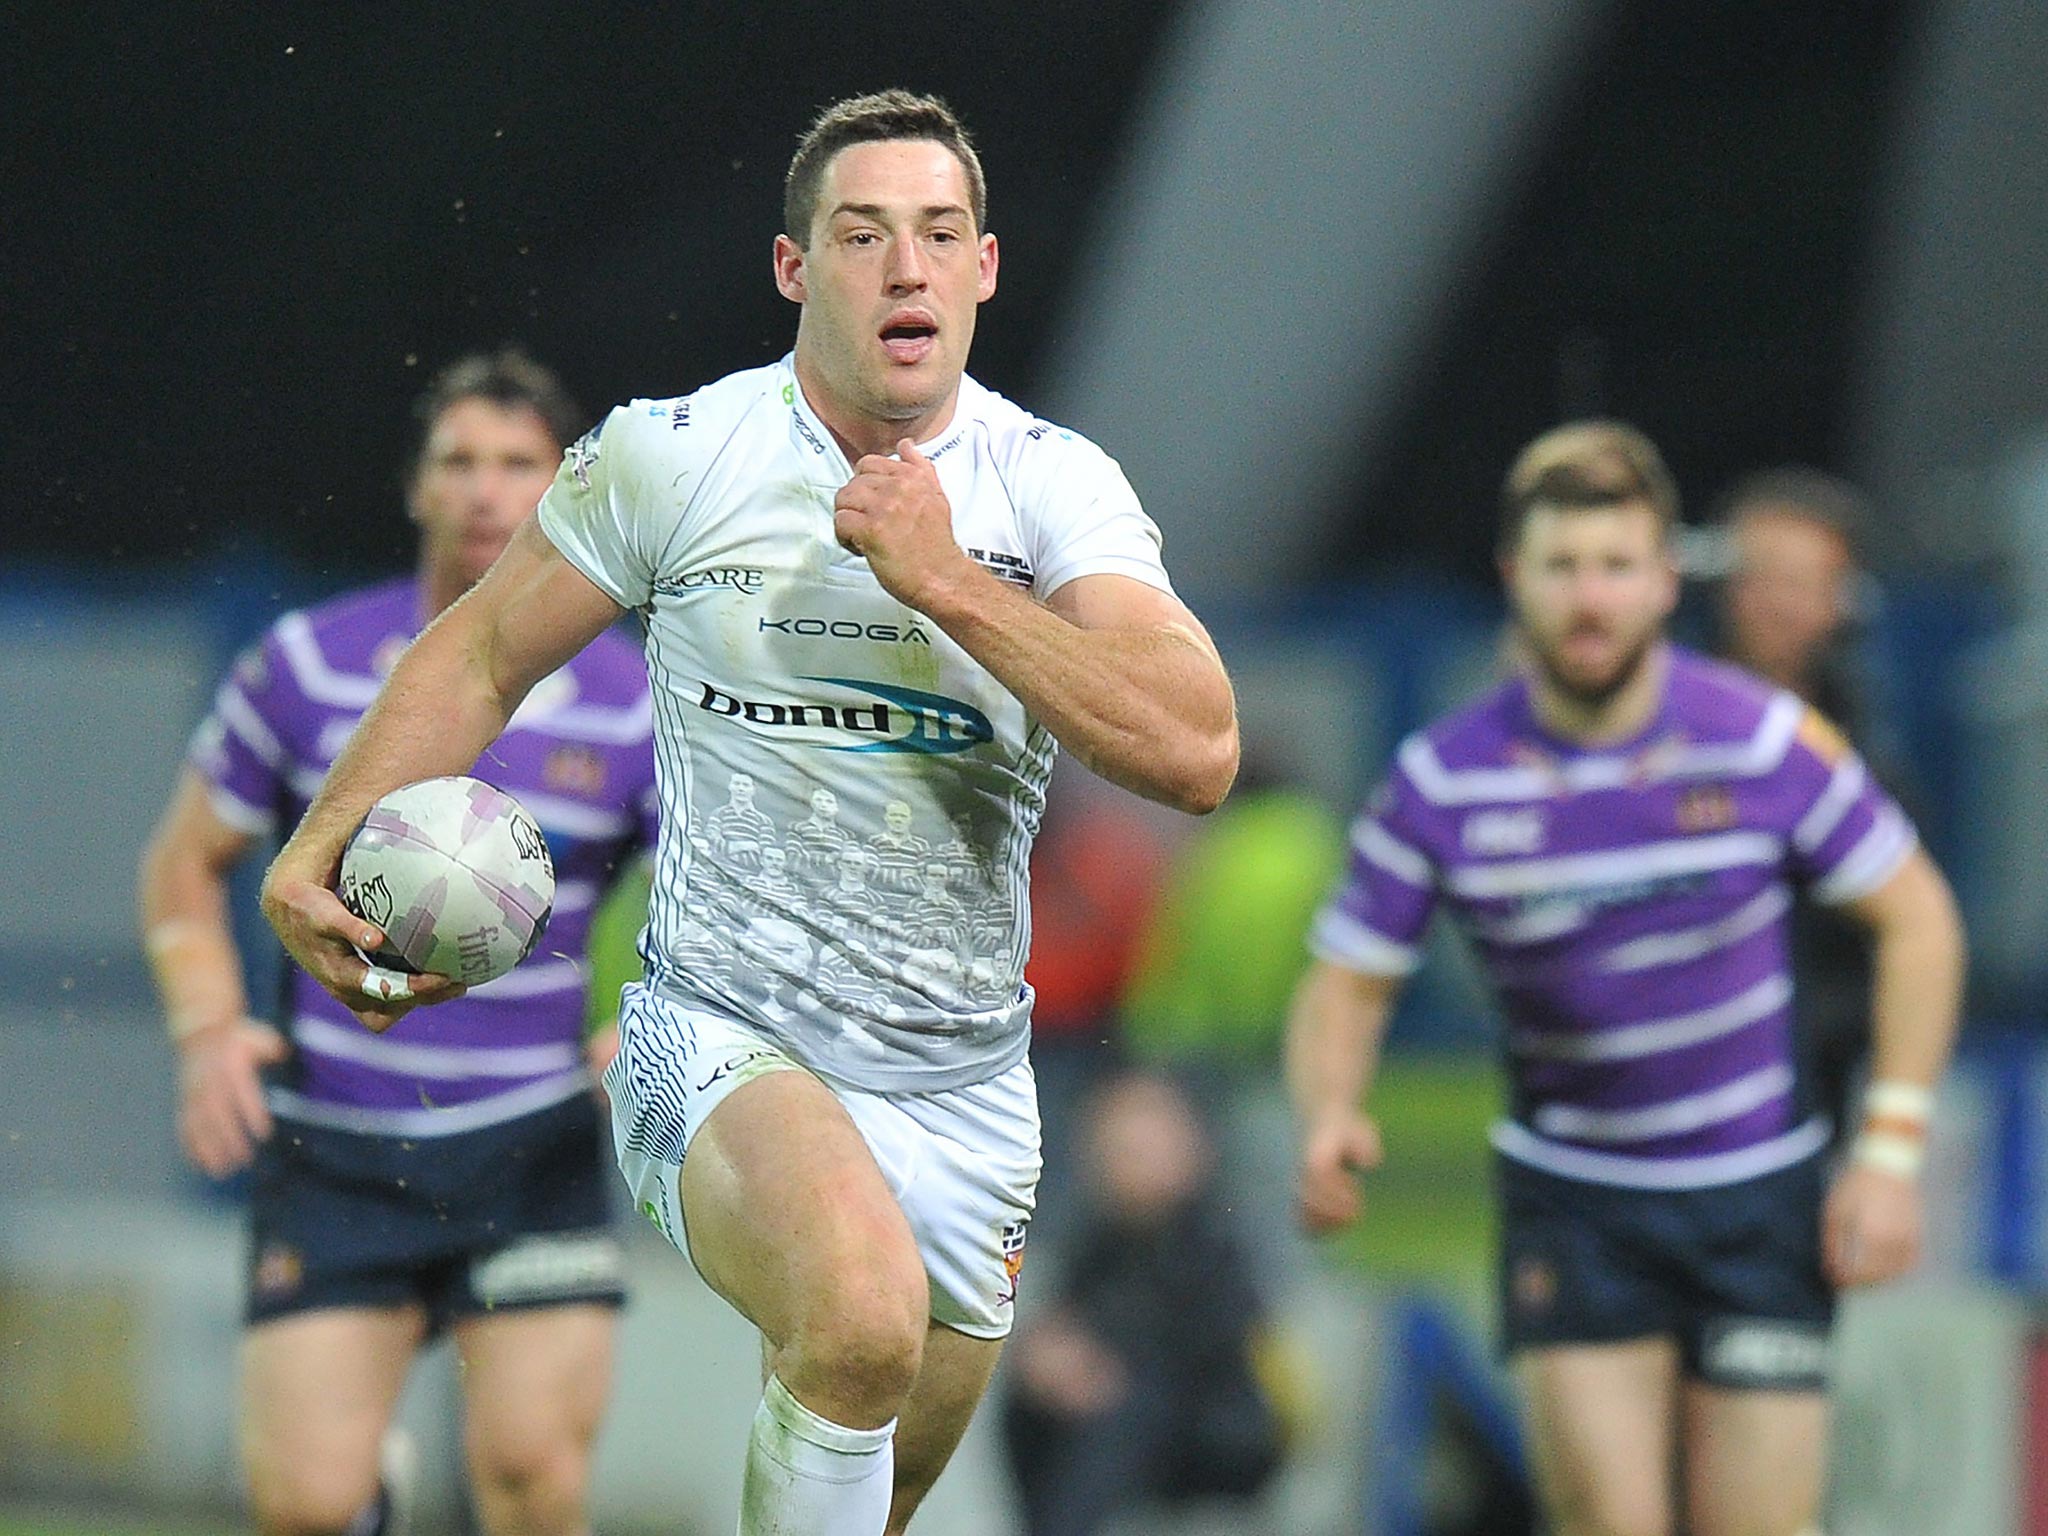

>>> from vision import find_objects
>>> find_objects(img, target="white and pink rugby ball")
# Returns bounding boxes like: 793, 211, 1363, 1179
337, 775, 555, 987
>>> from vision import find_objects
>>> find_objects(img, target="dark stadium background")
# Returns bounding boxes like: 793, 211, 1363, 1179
8, 0, 1908, 584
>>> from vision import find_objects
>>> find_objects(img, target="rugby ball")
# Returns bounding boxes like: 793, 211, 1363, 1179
337, 775, 555, 986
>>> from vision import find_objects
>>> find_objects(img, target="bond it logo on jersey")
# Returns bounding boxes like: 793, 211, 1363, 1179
695, 676, 993, 755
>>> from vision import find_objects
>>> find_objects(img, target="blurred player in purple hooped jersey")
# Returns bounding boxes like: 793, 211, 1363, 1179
138, 349, 658, 1536
1286, 421, 1965, 1536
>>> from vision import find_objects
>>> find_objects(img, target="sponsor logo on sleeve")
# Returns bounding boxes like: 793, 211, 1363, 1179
964, 547, 1034, 588
568, 430, 601, 489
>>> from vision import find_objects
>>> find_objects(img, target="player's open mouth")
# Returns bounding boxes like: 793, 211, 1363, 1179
879, 315, 938, 364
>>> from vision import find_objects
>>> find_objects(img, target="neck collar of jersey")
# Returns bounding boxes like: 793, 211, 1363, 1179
780, 354, 976, 475
1510, 640, 1681, 761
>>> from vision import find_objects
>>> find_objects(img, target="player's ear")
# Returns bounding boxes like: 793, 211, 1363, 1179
773, 234, 807, 304
1657, 553, 1681, 617
977, 231, 998, 303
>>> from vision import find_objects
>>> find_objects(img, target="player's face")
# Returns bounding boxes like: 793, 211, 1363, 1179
410, 399, 559, 591
1505, 503, 1677, 706
775, 139, 998, 443
1723, 511, 1851, 681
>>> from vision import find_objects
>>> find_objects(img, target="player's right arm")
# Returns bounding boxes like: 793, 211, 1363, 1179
138, 769, 289, 1176
1286, 961, 1402, 1233
261, 518, 625, 1031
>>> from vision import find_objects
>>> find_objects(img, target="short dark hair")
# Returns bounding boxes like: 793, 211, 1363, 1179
1716, 466, 1866, 555
408, 348, 584, 482
783, 89, 986, 249
1500, 419, 1680, 552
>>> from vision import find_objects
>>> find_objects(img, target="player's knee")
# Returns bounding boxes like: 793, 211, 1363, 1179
468, 1429, 588, 1533
247, 1458, 380, 1536
787, 1273, 929, 1421
1549, 1489, 1671, 1536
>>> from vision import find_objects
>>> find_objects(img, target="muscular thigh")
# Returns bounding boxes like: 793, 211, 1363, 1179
680, 1067, 924, 1346
1518, 1339, 1679, 1536
1682, 1381, 1826, 1536
610, 990, 1039, 1348
242, 1307, 426, 1502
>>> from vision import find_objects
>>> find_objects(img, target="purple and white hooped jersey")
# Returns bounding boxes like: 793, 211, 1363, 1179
189, 577, 658, 1138
1311, 646, 1915, 1190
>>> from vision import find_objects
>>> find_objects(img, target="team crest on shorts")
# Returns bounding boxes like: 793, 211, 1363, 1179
998, 1220, 1029, 1305
253, 1242, 304, 1301
1511, 1255, 1556, 1317
641, 1199, 676, 1244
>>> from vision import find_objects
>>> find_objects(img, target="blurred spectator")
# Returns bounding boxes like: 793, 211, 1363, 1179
1714, 468, 1913, 1142
1116, 758, 1345, 1278
1003, 1071, 1287, 1536
1120, 757, 1344, 1070
1717, 468, 1871, 727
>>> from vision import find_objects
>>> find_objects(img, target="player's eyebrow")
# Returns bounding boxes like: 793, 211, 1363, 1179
827, 201, 972, 225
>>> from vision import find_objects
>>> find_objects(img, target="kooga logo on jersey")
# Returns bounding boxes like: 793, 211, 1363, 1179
695, 676, 993, 755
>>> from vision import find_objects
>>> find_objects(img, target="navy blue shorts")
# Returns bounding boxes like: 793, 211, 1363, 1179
245, 1093, 627, 1332
1495, 1152, 1833, 1391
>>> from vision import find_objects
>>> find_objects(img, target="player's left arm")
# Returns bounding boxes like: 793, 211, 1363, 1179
1821, 845, 1967, 1288
834, 441, 1238, 813
263, 519, 626, 1030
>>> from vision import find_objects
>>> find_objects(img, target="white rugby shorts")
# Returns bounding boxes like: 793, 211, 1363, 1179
605, 980, 1041, 1339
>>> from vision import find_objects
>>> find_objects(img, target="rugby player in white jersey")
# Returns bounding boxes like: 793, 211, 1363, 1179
1287, 422, 1964, 1536
259, 91, 1239, 1535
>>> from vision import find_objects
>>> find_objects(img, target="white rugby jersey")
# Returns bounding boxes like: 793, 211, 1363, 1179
538, 356, 1174, 1090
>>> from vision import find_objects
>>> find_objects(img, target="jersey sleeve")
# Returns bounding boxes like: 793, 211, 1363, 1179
536, 401, 692, 609
1308, 752, 1442, 975
1011, 427, 1175, 599
1780, 707, 1918, 904
186, 628, 297, 837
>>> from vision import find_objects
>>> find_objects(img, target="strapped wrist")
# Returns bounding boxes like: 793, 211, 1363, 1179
1865, 1079, 1933, 1125
146, 921, 248, 1046
1851, 1128, 1926, 1179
